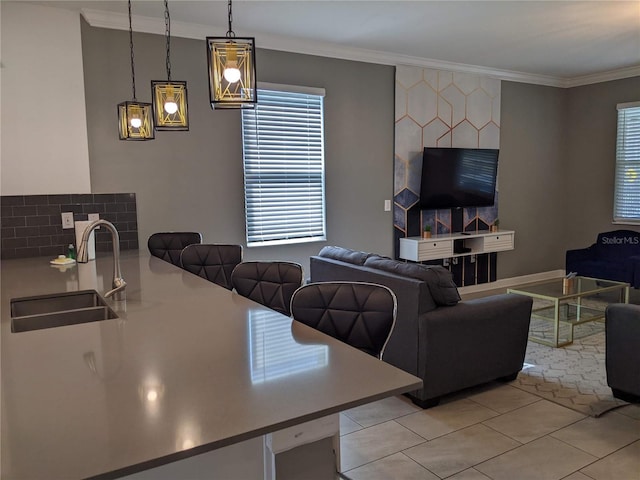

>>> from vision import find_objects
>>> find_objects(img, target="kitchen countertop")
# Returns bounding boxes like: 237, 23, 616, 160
1, 251, 422, 480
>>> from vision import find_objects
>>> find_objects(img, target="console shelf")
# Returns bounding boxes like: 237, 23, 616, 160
399, 230, 515, 262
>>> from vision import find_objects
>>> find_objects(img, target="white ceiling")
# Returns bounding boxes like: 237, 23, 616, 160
34, 0, 640, 87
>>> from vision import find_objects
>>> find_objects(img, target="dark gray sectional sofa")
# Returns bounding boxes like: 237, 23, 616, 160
310, 246, 533, 408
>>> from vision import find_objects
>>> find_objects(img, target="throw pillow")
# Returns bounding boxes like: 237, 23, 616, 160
425, 266, 461, 306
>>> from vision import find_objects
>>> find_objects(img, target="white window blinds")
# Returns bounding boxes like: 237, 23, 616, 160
241, 85, 326, 246
614, 102, 640, 223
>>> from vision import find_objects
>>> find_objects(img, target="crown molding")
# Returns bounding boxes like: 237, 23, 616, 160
81, 8, 637, 89
81, 9, 219, 38
562, 65, 640, 88
392, 57, 564, 87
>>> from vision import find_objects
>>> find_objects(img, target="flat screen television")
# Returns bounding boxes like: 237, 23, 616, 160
419, 147, 499, 209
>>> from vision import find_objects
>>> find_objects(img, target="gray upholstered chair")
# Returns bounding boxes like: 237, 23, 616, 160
180, 244, 243, 290
231, 261, 303, 315
147, 232, 202, 266
290, 281, 397, 359
605, 303, 640, 402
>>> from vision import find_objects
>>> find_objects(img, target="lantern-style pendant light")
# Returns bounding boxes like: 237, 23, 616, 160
151, 0, 189, 130
118, 0, 154, 140
206, 0, 257, 109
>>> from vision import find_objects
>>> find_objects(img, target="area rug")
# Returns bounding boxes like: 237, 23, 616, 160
509, 325, 629, 417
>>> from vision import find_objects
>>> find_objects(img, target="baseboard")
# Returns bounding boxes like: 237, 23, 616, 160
458, 270, 566, 295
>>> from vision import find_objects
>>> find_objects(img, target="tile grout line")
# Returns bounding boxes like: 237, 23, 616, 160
342, 448, 436, 478
552, 434, 640, 468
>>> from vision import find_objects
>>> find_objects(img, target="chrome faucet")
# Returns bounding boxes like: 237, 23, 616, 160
77, 219, 127, 300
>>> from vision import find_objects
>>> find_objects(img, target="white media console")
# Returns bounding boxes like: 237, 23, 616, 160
399, 230, 515, 262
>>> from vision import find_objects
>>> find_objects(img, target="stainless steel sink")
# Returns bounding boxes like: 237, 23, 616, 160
10, 290, 118, 333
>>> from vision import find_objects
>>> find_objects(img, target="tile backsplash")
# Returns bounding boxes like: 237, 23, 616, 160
1, 193, 138, 259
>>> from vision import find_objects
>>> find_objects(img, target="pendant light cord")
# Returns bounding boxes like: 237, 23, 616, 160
127, 0, 137, 100
164, 0, 171, 81
226, 0, 235, 38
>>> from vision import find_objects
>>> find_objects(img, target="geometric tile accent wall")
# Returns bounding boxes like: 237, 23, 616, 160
1, 193, 138, 259
394, 66, 501, 285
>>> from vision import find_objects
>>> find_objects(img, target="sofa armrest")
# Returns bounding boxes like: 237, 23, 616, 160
416, 294, 533, 400
566, 245, 596, 267
421, 293, 532, 337
605, 304, 640, 397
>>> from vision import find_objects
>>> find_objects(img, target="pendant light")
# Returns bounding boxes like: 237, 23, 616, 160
151, 0, 189, 130
206, 0, 257, 109
118, 0, 154, 140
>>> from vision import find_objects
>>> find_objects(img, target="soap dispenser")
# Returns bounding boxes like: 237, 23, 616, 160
67, 243, 76, 260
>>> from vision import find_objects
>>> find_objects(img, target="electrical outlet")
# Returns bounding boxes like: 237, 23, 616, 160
61, 212, 74, 229
384, 199, 391, 211
88, 213, 100, 229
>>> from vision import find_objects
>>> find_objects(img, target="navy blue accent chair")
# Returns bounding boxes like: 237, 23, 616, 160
566, 230, 640, 287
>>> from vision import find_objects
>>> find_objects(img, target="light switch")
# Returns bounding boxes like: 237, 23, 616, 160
384, 200, 391, 211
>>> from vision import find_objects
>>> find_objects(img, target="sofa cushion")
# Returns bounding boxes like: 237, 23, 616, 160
318, 246, 372, 265
363, 257, 460, 306
364, 256, 424, 278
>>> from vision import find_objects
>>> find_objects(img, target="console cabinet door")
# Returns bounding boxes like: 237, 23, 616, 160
418, 240, 453, 260
483, 233, 514, 252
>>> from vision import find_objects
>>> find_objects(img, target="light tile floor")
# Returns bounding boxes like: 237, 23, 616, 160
334, 282, 640, 480
338, 389, 640, 480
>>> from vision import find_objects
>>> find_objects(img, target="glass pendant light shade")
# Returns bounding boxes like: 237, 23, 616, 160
207, 37, 257, 109
118, 101, 154, 140
151, 80, 189, 130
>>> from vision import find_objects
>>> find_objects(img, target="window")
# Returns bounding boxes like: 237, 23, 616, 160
241, 84, 326, 246
614, 102, 640, 223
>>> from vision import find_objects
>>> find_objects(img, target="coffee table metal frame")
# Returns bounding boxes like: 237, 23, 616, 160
507, 276, 629, 347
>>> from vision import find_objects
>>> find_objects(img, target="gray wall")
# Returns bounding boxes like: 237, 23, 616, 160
81, 21, 395, 274
565, 76, 640, 248
82, 19, 640, 281
498, 76, 640, 279
498, 82, 568, 278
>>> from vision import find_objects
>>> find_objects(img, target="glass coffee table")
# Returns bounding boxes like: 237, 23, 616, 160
507, 276, 629, 347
